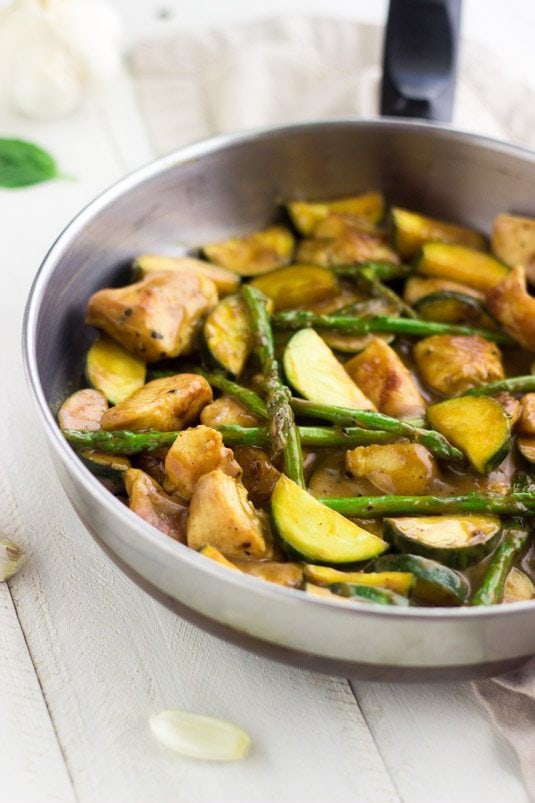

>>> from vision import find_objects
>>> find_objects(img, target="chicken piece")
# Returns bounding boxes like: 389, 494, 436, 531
101, 374, 212, 431
495, 393, 522, 431
163, 425, 242, 500
187, 470, 270, 558
133, 254, 240, 295
86, 271, 218, 362
58, 388, 108, 430
519, 393, 535, 435
233, 446, 281, 507
344, 338, 426, 419
136, 447, 169, 486
413, 335, 504, 396
346, 443, 441, 495
491, 213, 535, 283
124, 468, 187, 541
296, 230, 399, 267
486, 265, 535, 351
200, 395, 263, 428
403, 276, 484, 304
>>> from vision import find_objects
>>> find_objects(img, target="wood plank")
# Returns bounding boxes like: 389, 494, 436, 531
352, 680, 530, 803
0, 586, 76, 803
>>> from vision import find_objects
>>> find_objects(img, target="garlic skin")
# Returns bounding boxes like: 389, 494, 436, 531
0, 539, 25, 582
0, 0, 123, 120
150, 710, 251, 761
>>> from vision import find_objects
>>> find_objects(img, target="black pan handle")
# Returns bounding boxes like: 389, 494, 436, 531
380, 0, 462, 123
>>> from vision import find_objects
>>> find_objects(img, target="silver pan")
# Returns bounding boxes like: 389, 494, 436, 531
23, 119, 535, 681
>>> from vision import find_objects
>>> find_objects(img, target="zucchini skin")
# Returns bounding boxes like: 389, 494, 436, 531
383, 517, 502, 570
373, 554, 469, 606
471, 527, 530, 606
329, 583, 409, 606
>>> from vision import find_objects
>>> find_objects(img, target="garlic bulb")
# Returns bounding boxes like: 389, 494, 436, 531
150, 710, 251, 761
0, 539, 25, 582
0, 0, 123, 120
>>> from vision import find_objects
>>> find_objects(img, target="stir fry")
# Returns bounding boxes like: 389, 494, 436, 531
58, 193, 535, 607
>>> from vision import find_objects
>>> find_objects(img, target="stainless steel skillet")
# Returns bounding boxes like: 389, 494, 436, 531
23, 118, 535, 681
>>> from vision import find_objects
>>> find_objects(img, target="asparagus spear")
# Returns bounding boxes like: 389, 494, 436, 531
320, 493, 535, 518
242, 285, 305, 486
290, 399, 462, 461
161, 369, 462, 462
358, 266, 417, 319
63, 425, 397, 454
272, 311, 514, 345
461, 376, 535, 397
471, 526, 530, 605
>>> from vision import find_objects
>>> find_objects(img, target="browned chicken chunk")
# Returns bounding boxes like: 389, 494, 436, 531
519, 393, 535, 435
100, 374, 212, 431
345, 338, 426, 419
346, 443, 441, 495
187, 469, 270, 558
200, 395, 263, 428
486, 265, 535, 351
163, 425, 242, 500
86, 271, 218, 362
413, 335, 504, 396
124, 468, 187, 541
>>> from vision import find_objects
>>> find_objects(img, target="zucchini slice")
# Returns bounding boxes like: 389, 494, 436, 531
503, 567, 535, 603
427, 396, 510, 473
302, 564, 414, 596
390, 207, 486, 259
80, 450, 131, 494
271, 475, 387, 564
373, 553, 469, 605
203, 294, 252, 376
415, 243, 509, 291
283, 328, 375, 410
403, 276, 484, 305
383, 515, 502, 569
328, 583, 410, 606
287, 192, 385, 236
86, 336, 146, 405
249, 265, 338, 311
413, 291, 496, 329
132, 254, 241, 295
203, 225, 295, 276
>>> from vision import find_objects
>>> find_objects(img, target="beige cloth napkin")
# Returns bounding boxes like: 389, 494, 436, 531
130, 16, 535, 798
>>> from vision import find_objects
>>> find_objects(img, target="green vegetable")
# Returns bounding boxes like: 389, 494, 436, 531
373, 553, 469, 605
328, 583, 409, 606
358, 266, 417, 318
242, 286, 305, 486
272, 310, 513, 345
427, 396, 511, 474
79, 450, 131, 494
63, 425, 396, 453
290, 399, 463, 462
86, 336, 146, 404
302, 564, 414, 596
414, 242, 508, 291
332, 262, 411, 282
271, 475, 387, 565
460, 376, 535, 397
203, 295, 252, 376
0, 138, 63, 188
283, 329, 375, 409
413, 290, 494, 327
471, 527, 530, 605
383, 515, 502, 569
320, 493, 535, 518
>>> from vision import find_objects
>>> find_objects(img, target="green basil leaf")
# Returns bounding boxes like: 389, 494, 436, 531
0, 138, 61, 188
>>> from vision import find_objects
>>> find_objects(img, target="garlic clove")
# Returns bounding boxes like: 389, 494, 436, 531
0, 539, 25, 582
149, 710, 251, 761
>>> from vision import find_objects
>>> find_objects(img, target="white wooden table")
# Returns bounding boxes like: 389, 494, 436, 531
1, 1, 533, 801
